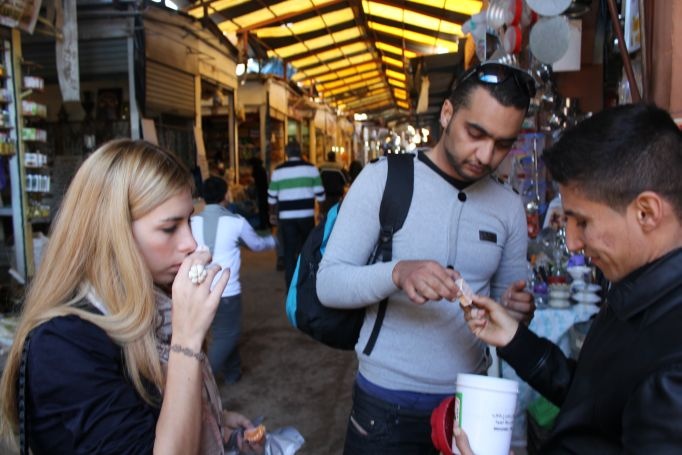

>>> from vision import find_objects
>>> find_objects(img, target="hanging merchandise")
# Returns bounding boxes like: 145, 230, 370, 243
525, 0, 572, 17
552, 18, 582, 72
506, 133, 547, 239
461, 10, 491, 62
525, 62, 552, 117
488, 48, 519, 66
529, 15, 571, 64
462, 0, 534, 62
485, 0, 516, 28
502, 25, 523, 55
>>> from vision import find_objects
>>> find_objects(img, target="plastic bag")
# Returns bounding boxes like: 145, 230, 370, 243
225, 426, 304, 455
264, 427, 305, 455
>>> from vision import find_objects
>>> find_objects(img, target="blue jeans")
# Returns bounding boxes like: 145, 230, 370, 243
207, 294, 242, 382
343, 383, 439, 455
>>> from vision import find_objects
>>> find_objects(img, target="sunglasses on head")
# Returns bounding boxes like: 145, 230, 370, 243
458, 62, 537, 99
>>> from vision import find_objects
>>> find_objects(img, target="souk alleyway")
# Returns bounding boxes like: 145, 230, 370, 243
219, 248, 356, 454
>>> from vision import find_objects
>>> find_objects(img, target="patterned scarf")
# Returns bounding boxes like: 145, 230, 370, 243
155, 288, 225, 454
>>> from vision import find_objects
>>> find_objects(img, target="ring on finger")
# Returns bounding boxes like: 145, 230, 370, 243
188, 264, 208, 285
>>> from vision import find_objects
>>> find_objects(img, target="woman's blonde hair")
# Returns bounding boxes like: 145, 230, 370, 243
0, 139, 194, 437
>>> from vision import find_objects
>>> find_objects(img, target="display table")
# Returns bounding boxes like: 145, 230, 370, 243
500, 303, 600, 448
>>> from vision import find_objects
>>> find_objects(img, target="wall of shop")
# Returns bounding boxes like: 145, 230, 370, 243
649, 1, 682, 119
552, 1, 603, 114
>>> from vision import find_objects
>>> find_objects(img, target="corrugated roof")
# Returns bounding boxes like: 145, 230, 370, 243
186, 0, 481, 114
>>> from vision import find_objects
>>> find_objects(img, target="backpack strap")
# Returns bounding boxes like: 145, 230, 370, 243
362, 154, 415, 355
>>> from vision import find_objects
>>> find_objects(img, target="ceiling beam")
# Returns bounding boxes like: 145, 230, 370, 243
273, 36, 369, 64
293, 55, 379, 83
367, 14, 461, 44
279, 37, 367, 66
291, 46, 372, 73
206, 0, 348, 32
256, 19, 357, 49
366, 0, 470, 25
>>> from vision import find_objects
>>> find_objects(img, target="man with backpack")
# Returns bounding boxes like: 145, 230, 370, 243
316, 62, 536, 454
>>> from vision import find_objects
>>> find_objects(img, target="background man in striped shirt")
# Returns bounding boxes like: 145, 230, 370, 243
268, 140, 325, 288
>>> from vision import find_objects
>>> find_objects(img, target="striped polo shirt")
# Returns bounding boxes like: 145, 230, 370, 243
268, 157, 325, 219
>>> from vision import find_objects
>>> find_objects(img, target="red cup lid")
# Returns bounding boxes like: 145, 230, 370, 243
431, 396, 455, 455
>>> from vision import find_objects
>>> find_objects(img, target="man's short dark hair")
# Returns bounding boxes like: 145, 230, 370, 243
326, 151, 336, 162
449, 65, 532, 113
543, 103, 682, 218
286, 140, 301, 157
202, 176, 228, 204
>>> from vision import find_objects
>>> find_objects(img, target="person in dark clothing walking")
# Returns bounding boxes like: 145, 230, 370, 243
249, 157, 270, 230
268, 140, 325, 288
348, 160, 363, 184
318, 151, 349, 214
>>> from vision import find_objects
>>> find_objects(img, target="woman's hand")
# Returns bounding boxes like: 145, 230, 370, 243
223, 411, 253, 437
460, 295, 519, 348
223, 411, 265, 454
171, 245, 230, 347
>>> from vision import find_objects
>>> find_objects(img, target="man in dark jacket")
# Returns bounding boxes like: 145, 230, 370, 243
249, 157, 270, 230
456, 104, 682, 454
318, 151, 348, 215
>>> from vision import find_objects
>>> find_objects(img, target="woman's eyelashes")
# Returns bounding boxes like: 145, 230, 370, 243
161, 225, 177, 234
161, 216, 192, 234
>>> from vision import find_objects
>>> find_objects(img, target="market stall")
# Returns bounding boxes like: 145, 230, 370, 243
237, 74, 289, 172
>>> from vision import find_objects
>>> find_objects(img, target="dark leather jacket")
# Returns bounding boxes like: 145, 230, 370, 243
500, 248, 682, 454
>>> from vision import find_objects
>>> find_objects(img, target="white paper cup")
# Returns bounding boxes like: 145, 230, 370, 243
452, 374, 519, 455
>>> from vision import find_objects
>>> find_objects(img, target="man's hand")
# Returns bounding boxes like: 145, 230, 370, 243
453, 427, 475, 455
501, 279, 535, 324
460, 294, 519, 347
392, 260, 460, 304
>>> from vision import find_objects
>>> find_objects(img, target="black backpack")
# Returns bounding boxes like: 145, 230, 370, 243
285, 154, 414, 354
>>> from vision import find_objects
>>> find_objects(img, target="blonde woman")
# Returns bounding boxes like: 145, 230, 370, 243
0, 139, 256, 454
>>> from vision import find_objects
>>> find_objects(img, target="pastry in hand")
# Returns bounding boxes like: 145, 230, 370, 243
244, 424, 266, 444
456, 277, 474, 307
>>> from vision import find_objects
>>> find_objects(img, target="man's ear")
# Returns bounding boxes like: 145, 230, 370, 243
633, 191, 665, 232
440, 99, 453, 129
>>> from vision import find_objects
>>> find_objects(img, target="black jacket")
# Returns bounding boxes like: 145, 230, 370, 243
501, 248, 682, 454
26, 314, 158, 454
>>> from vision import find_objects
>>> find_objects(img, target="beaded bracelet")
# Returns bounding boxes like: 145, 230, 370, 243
170, 343, 206, 362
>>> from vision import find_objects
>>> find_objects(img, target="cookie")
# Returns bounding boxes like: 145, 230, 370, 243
244, 424, 266, 444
